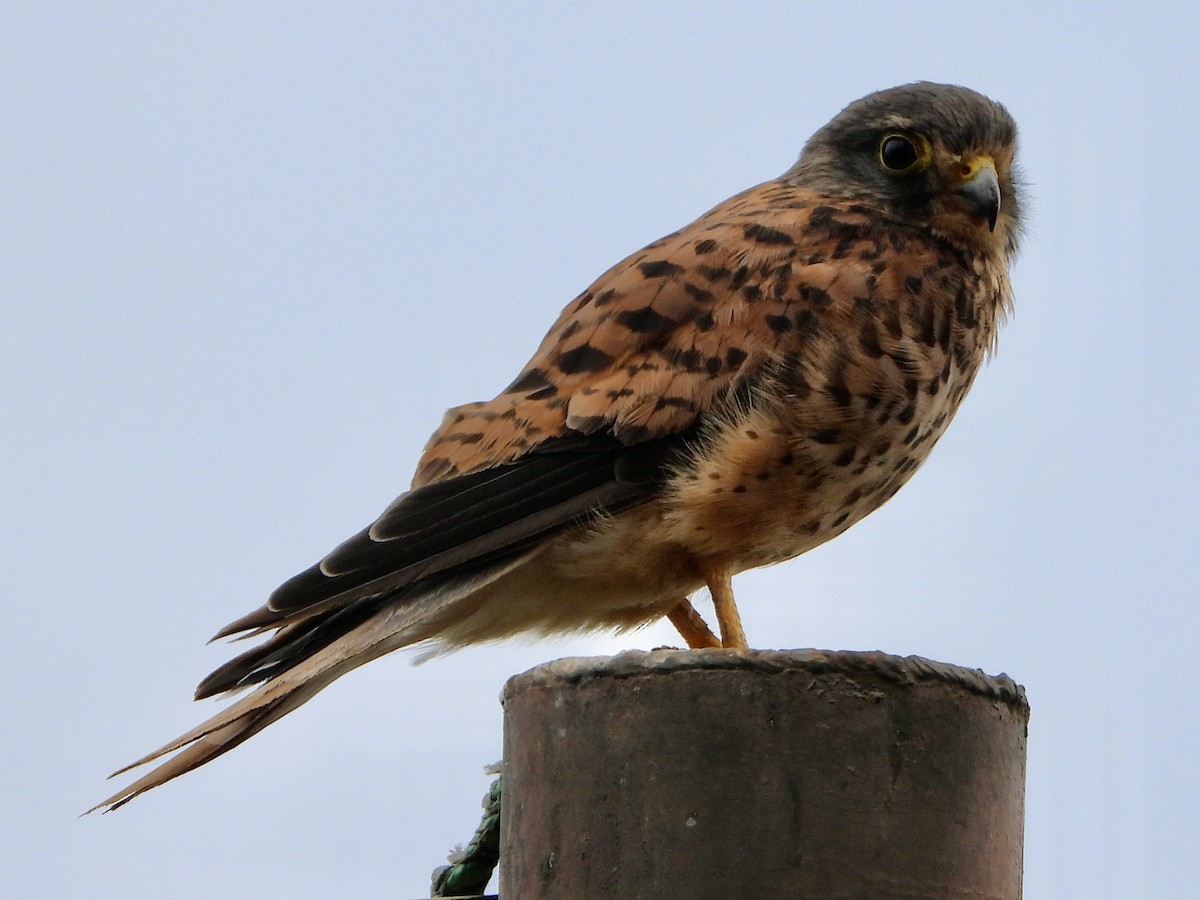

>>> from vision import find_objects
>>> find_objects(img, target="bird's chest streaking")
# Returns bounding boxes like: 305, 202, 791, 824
590, 204, 1009, 587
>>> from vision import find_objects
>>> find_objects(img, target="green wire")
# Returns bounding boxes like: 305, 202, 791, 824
430, 775, 502, 898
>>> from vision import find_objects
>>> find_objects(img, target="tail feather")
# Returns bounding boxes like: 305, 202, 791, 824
89, 689, 314, 813
87, 554, 531, 814
194, 601, 379, 700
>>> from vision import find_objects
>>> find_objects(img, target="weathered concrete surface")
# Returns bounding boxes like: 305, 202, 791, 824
500, 649, 1028, 899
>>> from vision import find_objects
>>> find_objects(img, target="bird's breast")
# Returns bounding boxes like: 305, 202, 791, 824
546, 245, 1006, 615
658, 296, 996, 575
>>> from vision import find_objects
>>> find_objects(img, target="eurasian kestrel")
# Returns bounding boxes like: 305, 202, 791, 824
95, 82, 1022, 811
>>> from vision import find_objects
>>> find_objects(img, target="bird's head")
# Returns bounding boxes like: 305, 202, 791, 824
785, 82, 1023, 258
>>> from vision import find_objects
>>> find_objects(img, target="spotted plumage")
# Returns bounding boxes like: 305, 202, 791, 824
94, 82, 1022, 812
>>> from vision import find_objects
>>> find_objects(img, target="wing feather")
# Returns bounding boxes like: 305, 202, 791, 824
412, 181, 847, 487
194, 436, 683, 699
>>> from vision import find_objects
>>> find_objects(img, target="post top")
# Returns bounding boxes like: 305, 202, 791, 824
503, 648, 1027, 710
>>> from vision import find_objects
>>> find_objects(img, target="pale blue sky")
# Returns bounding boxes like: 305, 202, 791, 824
3, 3, 1197, 897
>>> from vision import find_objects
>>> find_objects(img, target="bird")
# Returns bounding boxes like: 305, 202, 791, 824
93, 82, 1022, 812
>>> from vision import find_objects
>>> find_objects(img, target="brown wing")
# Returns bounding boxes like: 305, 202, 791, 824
199, 182, 882, 696
412, 181, 872, 488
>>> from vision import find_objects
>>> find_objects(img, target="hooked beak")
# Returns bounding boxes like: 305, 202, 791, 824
952, 156, 1001, 232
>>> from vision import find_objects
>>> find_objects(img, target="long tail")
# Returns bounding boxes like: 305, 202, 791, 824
87, 557, 526, 813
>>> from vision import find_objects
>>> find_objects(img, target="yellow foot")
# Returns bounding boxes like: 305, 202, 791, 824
665, 600, 722, 649
706, 568, 749, 650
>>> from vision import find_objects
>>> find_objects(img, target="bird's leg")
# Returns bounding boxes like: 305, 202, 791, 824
706, 568, 749, 650
666, 599, 722, 649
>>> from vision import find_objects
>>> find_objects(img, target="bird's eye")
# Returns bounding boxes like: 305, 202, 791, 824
878, 133, 923, 173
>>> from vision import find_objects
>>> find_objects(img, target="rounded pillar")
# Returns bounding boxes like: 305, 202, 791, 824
500, 649, 1028, 899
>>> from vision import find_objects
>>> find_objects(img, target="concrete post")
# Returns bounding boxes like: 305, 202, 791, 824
500, 649, 1028, 899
